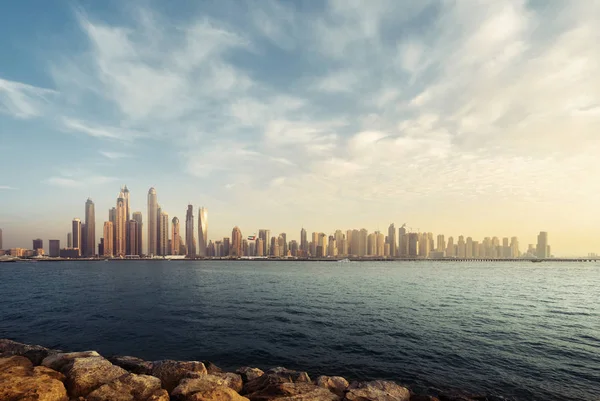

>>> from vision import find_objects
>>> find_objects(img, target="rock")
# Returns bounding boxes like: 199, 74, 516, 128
344, 380, 411, 401
203, 361, 223, 374
42, 351, 102, 372
411, 396, 440, 401
34, 365, 67, 382
86, 372, 164, 401
246, 381, 340, 401
265, 367, 311, 383
0, 355, 68, 401
316, 376, 350, 397
63, 356, 129, 398
214, 372, 244, 392
0, 338, 58, 365
109, 355, 154, 375
237, 366, 265, 383
172, 375, 250, 401
147, 389, 171, 401
151, 359, 207, 393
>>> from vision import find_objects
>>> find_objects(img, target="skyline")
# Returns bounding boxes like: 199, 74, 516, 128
1, 1, 600, 256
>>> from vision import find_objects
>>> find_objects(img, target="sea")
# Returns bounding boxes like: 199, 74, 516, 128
0, 260, 598, 400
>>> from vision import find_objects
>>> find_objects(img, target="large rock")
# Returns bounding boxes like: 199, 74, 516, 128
265, 367, 311, 383
237, 367, 265, 383
213, 372, 244, 392
63, 356, 129, 398
172, 375, 250, 401
344, 381, 410, 401
151, 359, 207, 393
109, 355, 154, 375
246, 381, 340, 401
0, 355, 68, 401
203, 361, 223, 374
243, 368, 310, 397
316, 376, 350, 397
42, 351, 102, 372
86, 372, 167, 401
0, 338, 58, 365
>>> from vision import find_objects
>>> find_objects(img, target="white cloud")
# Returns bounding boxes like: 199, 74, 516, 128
0, 78, 56, 119
99, 150, 131, 159
62, 118, 142, 141
45, 175, 118, 188
0, 185, 17, 190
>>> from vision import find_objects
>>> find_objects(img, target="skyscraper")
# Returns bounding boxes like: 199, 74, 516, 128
109, 207, 117, 252
49, 240, 60, 257
116, 191, 127, 257
280, 233, 287, 256
72, 218, 82, 256
85, 198, 95, 257
446, 236, 455, 257
408, 233, 419, 257
103, 221, 114, 257
457, 236, 466, 258
67, 232, 72, 249
160, 212, 169, 256
436, 234, 445, 253
185, 205, 195, 257
198, 207, 207, 257
147, 188, 158, 256
231, 226, 243, 257
536, 231, 549, 259
259, 229, 270, 256
132, 212, 143, 256
123, 186, 130, 222
398, 226, 408, 257
388, 223, 396, 257
300, 228, 307, 255
466, 237, 473, 258
510, 237, 520, 258
128, 220, 138, 256
33, 238, 43, 250
171, 217, 180, 255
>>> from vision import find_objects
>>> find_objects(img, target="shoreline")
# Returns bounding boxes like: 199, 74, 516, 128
1, 338, 497, 401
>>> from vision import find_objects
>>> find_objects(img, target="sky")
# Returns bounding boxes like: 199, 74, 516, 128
1, 0, 599, 256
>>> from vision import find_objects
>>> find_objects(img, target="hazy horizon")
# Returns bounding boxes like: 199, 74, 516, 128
1, 1, 599, 256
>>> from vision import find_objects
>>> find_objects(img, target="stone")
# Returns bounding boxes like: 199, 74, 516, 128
42, 351, 102, 372
62, 356, 129, 398
316, 376, 350, 397
151, 359, 207, 393
265, 367, 311, 383
34, 365, 67, 382
147, 389, 171, 401
109, 355, 154, 375
214, 372, 244, 392
237, 367, 265, 383
203, 361, 223, 374
172, 375, 250, 401
0, 338, 57, 365
246, 381, 340, 401
344, 380, 411, 401
86, 373, 164, 401
0, 355, 68, 401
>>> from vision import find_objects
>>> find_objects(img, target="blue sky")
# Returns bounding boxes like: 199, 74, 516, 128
1, 0, 599, 256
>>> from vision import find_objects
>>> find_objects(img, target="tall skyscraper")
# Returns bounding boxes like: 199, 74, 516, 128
49, 240, 60, 257
85, 198, 95, 257
171, 217, 180, 255
436, 234, 445, 252
198, 207, 207, 257
408, 233, 419, 257
510, 237, 520, 258
72, 218, 82, 256
388, 223, 396, 257
536, 231, 549, 258
398, 226, 408, 257
109, 207, 117, 251
419, 233, 430, 258
457, 236, 466, 258
231, 226, 243, 257
103, 221, 114, 257
132, 212, 143, 256
446, 236, 455, 257
128, 220, 138, 256
159, 212, 169, 256
147, 188, 158, 256
115, 191, 127, 257
259, 229, 270, 256
256, 238, 264, 256
81, 223, 87, 256
33, 238, 43, 250
67, 232, 72, 249
280, 233, 287, 256
466, 237, 473, 258
185, 205, 195, 257
300, 228, 307, 255
123, 186, 130, 222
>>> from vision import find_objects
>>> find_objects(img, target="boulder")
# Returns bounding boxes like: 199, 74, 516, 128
344, 381, 411, 401
42, 351, 102, 372
86, 372, 165, 401
151, 360, 207, 393
62, 356, 129, 398
34, 365, 67, 382
246, 381, 340, 401
203, 361, 223, 374
109, 355, 154, 375
265, 367, 311, 383
0, 338, 58, 365
172, 375, 250, 401
214, 372, 244, 392
316, 376, 350, 397
237, 367, 265, 383
0, 355, 68, 401
243, 368, 311, 397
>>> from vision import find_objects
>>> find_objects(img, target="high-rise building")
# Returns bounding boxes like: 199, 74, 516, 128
419, 233, 430, 258
398, 226, 408, 257
159, 212, 169, 256
103, 221, 114, 257
223, 237, 230, 256
147, 188, 158, 256
185, 205, 195, 257
67, 232, 72, 249
81, 223, 88, 256
115, 191, 127, 257
510, 237, 520, 258
128, 220, 138, 256
72, 218, 82, 256
49, 240, 60, 257
197, 207, 207, 257
290, 240, 299, 257
256, 238, 264, 257
359, 229, 368, 256
436, 234, 445, 252
132, 212, 143, 256
387, 223, 396, 257
84, 198, 95, 257
446, 236, 455, 257
457, 236, 466, 258
408, 233, 419, 257
109, 207, 117, 251
171, 217, 180, 255
231, 226, 243, 257
32, 238, 43, 251
259, 229, 270, 256
300, 228, 308, 255
279, 233, 287, 256
466, 237, 473, 258
376, 231, 385, 256
537, 231, 549, 259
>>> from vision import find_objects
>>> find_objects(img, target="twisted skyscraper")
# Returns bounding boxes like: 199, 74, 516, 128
198, 207, 207, 257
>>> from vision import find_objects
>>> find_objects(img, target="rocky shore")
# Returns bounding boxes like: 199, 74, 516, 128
1, 339, 495, 401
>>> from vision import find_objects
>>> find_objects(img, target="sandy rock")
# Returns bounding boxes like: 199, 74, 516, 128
42, 351, 102, 372
214, 372, 244, 392
147, 389, 171, 400
63, 356, 129, 398
0, 338, 58, 365
0, 355, 68, 401
265, 367, 311, 383
344, 381, 411, 401
151, 359, 207, 393
203, 361, 223, 374
172, 375, 250, 401
237, 367, 265, 383
109, 355, 154, 375
246, 381, 340, 401
34, 365, 67, 382
316, 376, 350, 397
86, 372, 164, 401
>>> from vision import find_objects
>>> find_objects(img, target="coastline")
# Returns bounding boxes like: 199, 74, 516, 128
1, 338, 499, 401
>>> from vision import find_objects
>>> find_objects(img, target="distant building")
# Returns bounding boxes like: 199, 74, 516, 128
33, 238, 43, 251
0, 228, 3, 250
388, 223, 396, 257
72, 218, 82, 256
147, 188, 158, 256
198, 207, 207, 257
300, 228, 308, 255
231, 226, 243, 257
85, 198, 95, 257
408, 233, 419, 257
171, 217, 181, 255
259, 229, 270, 256
128, 220, 139, 256
103, 221, 114, 257
185, 205, 195, 257
67, 232, 72, 249
49, 240, 60, 257
132, 212, 143, 256
59, 248, 80, 258
116, 191, 127, 257
536, 231, 549, 258
160, 212, 169, 256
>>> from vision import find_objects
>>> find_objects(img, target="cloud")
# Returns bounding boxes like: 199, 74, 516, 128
99, 151, 132, 159
62, 118, 142, 141
45, 175, 118, 188
0, 78, 57, 119
0, 185, 17, 190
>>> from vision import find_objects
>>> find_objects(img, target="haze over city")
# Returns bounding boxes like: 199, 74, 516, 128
1, 1, 599, 256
